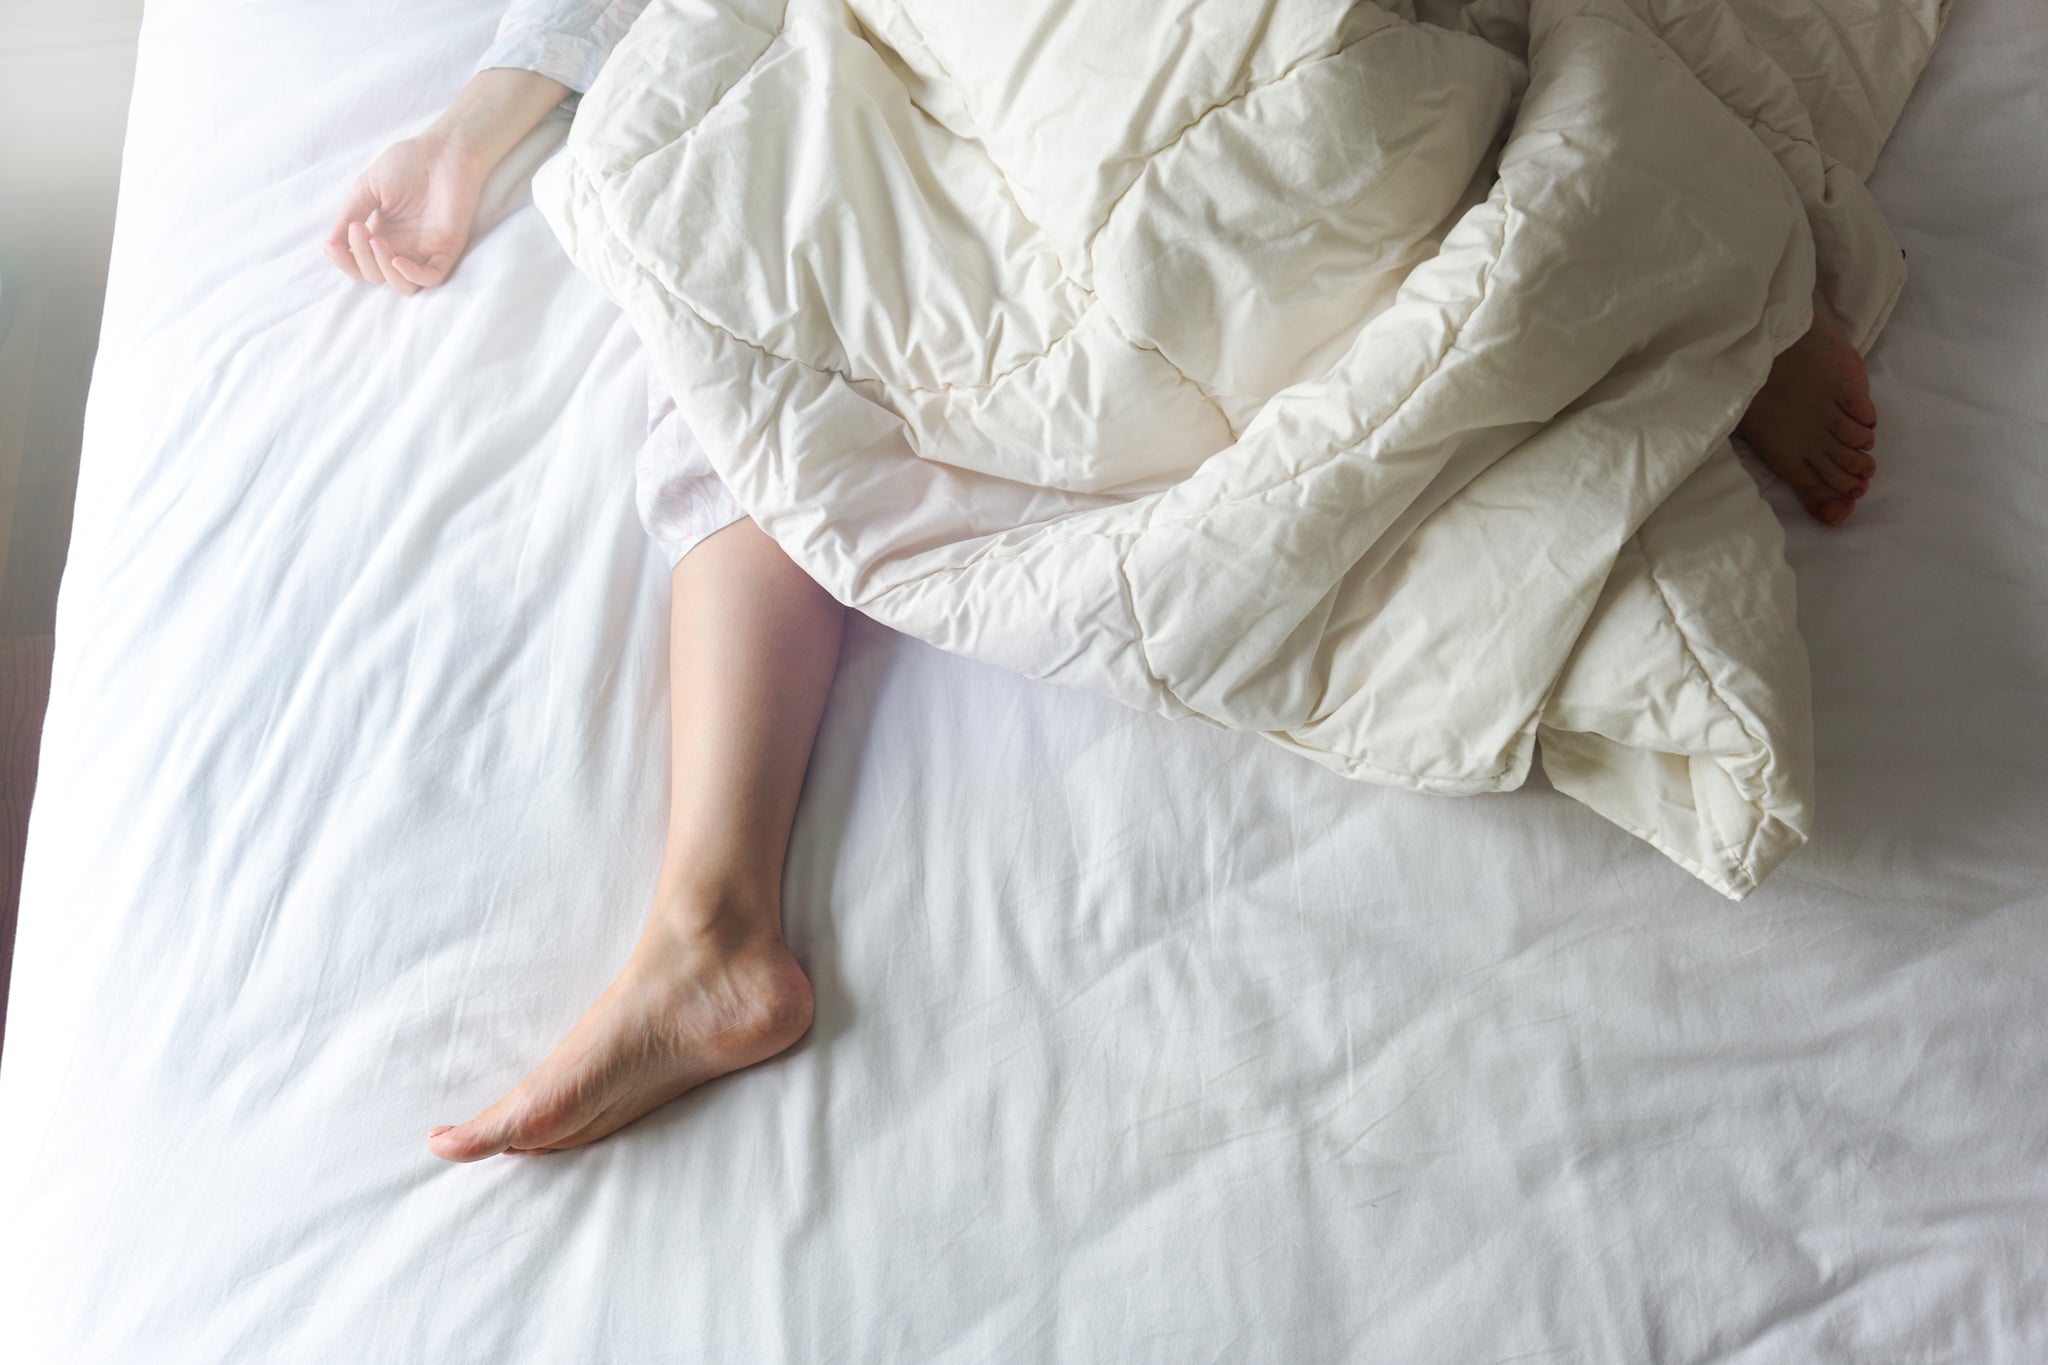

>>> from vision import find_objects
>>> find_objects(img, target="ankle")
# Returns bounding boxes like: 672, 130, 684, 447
644, 873, 784, 948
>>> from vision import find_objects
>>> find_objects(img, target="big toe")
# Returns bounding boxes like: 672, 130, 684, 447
1801, 487, 1853, 526
428, 1112, 516, 1163
429, 1090, 583, 1163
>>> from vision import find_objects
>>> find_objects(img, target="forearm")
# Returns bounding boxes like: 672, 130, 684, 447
425, 67, 573, 177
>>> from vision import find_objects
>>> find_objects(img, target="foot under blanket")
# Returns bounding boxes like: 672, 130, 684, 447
534, 0, 1947, 897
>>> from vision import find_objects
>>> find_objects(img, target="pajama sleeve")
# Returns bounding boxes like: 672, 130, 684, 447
477, 0, 746, 565
474, 0, 648, 98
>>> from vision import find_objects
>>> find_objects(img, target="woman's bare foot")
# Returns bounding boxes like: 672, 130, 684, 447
427, 894, 814, 1162
1737, 307, 1880, 526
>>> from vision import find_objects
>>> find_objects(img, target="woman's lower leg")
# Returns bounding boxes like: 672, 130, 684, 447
652, 516, 847, 927
429, 518, 846, 1161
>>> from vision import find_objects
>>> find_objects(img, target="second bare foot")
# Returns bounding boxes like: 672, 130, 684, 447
1737, 307, 1880, 526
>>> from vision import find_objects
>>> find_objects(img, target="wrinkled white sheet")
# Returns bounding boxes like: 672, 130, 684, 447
2, 1, 2044, 1360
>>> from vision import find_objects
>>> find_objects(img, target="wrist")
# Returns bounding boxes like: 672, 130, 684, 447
414, 123, 494, 185
429, 67, 573, 175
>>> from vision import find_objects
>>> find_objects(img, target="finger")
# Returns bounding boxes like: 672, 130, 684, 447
347, 222, 384, 284
367, 232, 419, 297
363, 210, 414, 295
322, 239, 362, 280
325, 179, 377, 259
388, 252, 449, 289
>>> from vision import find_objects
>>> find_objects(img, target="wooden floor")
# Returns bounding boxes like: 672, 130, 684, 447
0, 1, 144, 1056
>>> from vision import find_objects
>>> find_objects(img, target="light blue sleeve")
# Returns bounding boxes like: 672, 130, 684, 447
474, 0, 648, 97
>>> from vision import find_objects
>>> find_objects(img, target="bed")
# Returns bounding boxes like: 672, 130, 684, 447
3, 0, 2044, 1359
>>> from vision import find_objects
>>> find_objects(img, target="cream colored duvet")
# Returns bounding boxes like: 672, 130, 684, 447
535, 0, 1946, 897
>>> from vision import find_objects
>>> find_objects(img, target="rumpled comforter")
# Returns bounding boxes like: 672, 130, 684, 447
534, 0, 1946, 897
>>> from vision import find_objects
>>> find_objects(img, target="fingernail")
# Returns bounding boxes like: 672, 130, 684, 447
429, 1126, 453, 1138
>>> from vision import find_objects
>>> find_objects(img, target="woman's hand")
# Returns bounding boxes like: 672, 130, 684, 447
322, 133, 487, 295
321, 68, 572, 296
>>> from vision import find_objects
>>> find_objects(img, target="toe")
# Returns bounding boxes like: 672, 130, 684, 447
1829, 413, 1876, 450
429, 1107, 515, 1163
1835, 445, 1877, 480
511, 1102, 640, 1157
430, 1090, 581, 1163
428, 1128, 498, 1163
1837, 391, 1878, 428
1779, 460, 1849, 525
1808, 448, 1866, 498
1774, 447, 1825, 499
1806, 490, 1852, 525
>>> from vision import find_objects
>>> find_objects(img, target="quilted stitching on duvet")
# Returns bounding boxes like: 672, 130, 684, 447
535, 0, 1946, 897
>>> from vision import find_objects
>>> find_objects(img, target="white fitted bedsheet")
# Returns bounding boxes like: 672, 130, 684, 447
2, 1, 2044, 1360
